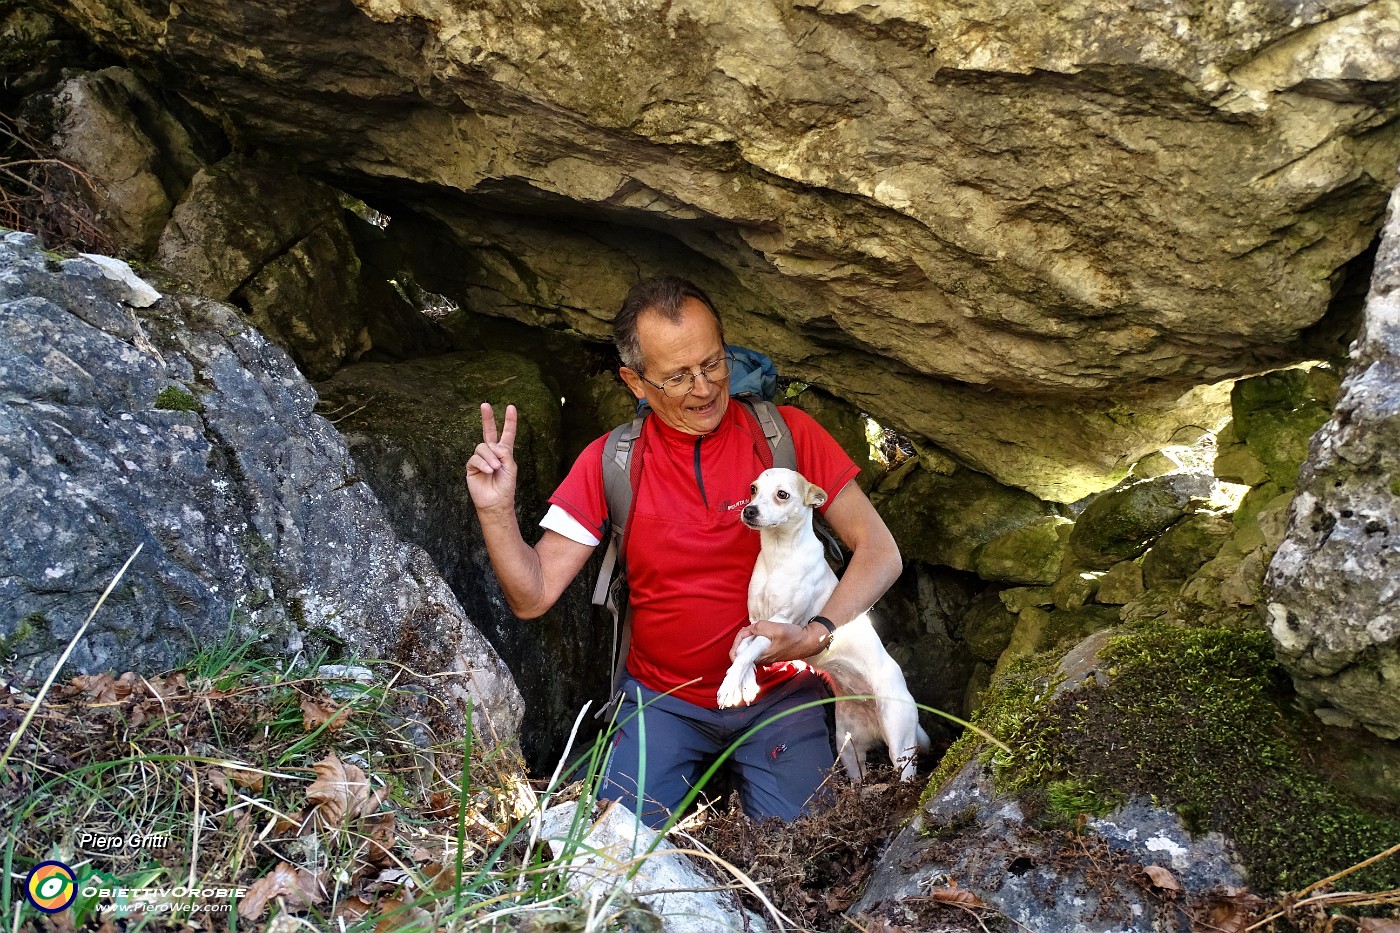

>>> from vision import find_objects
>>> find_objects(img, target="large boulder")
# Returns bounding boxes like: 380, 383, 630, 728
1267, 184, 1400, 740
0, 231, 521, 742
47, 67, 204, 256
874, 463, 1061, 571
43, 0, 1400, 499
1068, 473, 1213, 570
156, 154, 370, 379
855, 624, 1400, 929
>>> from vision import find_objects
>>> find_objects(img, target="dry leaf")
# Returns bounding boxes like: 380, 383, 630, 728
926, 886, 988, 908
72, 672, 137, 703
364, 811, 397, 864
1360, 921, 1400, 932
373, 891, 434, 933
424, 790, 456, 818
335, 896, 374, 923
227, 766, 265, 792
207, 768, 233, 794
146, 672, 189, 698
237, 862, 323, 920
1201, 887, 1265, 933
301, 696, 352, 732
307, 754, 384, 828
1144, 865, 1181, 890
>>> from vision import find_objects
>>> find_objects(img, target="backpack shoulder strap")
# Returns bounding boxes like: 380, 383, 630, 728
743, 398, 796, 471
593, 414, 647, 607
593, 413, 647, 720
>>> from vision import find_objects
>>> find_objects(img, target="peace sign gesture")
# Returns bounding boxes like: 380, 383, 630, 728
466, 403, 519, 514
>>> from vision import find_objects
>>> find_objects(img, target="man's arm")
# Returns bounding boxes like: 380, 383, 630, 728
732, 480, 902, 663
467, 403, 596, 618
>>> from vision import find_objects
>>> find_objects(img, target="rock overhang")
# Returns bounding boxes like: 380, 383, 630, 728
40, 0, 1400, 500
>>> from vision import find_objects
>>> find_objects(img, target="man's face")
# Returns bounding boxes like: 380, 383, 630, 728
620, 297, 730, 436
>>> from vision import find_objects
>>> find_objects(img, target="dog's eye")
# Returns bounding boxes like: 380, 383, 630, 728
750, 484, 757, 495
776, 490, 789, 500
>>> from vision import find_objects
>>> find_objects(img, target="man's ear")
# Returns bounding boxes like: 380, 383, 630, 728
802, 479, 828, 509
619, 367, 647, 401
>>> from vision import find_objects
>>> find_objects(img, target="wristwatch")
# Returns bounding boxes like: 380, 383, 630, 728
808, 615, 837, 646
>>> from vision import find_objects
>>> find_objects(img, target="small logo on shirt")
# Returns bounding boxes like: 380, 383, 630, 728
722, 498, 750, 512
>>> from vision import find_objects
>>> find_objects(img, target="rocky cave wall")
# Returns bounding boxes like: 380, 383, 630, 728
19, 0, 1400, 502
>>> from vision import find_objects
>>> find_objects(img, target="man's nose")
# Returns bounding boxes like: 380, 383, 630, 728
689, 370, 719, 398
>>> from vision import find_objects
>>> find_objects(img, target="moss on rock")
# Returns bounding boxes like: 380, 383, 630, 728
973, 624, 1400, 892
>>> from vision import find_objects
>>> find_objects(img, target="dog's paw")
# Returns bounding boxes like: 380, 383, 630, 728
740, 669, 761, 706
717, 670, 749, 708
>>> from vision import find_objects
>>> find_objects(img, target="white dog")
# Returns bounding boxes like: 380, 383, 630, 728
718, 468, 929, 781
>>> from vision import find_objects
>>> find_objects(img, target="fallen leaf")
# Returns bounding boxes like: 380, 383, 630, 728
373, 891, 434, 932
301, 696, 352, 732
424, 791, 456, 818
1360, 921, 1400, 932
71, 672, 137, 703
365, 811, 397, 864
307, 754, 383, 827
926, 886, 987, 908
207, 768, 233, 794
237, 862, 323, 920
227, 766, 265, 792
335, 896, 374, 923
1144, 865, 1181, 890
1200, 887, 1265, 933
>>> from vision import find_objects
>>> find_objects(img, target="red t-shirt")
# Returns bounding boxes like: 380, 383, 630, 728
549, 401, 859, 707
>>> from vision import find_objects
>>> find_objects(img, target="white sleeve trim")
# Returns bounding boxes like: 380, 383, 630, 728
540, 504, 601, 547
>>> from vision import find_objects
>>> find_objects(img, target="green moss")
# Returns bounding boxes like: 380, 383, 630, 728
985, 623, 1400, 892
1046, 778, 1121, 820
920, 651, 1062, 811
1, 611, 47, 655
154, 386, 203, 413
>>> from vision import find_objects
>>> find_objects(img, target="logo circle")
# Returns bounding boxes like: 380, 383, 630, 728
26, 861, 77, 913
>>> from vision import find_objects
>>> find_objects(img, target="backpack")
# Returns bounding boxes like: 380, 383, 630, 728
589, 347, 797, 718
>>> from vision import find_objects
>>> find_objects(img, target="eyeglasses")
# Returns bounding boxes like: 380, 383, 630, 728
639, 353, 731, 398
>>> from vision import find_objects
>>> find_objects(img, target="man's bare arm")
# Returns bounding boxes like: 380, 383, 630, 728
467, 403, 596, 618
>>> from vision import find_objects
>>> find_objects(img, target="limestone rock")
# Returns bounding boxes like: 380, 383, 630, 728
156, 155, 370, 379
1095, 560, 1145, 606
1069, 473, 1213, 570
1230, 366, 1341, 489
791, 384, 881, 490
999, 586, 1055, 614
539, 800, 769, 933
0, 231, 521, 742
1141, 512, 1236, 591
46, 0, 1400, 500
49, 67, 204, 256
973, 515, 1072, 585
852, 760, 1243, 932
1267, 185, 1400, 740
875, 464, 1059, 571
962, 590, 1019, 664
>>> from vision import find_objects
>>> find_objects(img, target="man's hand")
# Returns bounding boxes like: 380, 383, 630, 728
466, 403, 518, 513
729, 619, 826, 664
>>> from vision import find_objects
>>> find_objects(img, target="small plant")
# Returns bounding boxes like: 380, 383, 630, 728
153, 385, 202, 413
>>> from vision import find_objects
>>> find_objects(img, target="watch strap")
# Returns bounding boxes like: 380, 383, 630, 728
808, 615, 836, 643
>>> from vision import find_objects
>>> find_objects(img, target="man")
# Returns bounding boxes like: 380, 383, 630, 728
466, 276, 902, 827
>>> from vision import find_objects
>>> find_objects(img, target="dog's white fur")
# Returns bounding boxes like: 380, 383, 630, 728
718, 468, 929, 781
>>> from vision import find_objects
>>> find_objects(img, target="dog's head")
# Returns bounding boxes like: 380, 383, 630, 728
741, 468, 828, 530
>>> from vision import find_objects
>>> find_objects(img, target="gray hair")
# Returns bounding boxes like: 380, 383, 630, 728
614, 276, 724, 373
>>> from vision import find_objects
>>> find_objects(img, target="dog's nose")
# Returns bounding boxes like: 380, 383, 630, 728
742, 505, 758, 522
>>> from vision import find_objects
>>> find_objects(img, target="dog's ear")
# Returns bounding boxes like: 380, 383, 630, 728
802, 479, 828, 508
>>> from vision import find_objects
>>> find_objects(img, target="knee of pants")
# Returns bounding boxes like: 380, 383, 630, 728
597, 696, 712, 829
